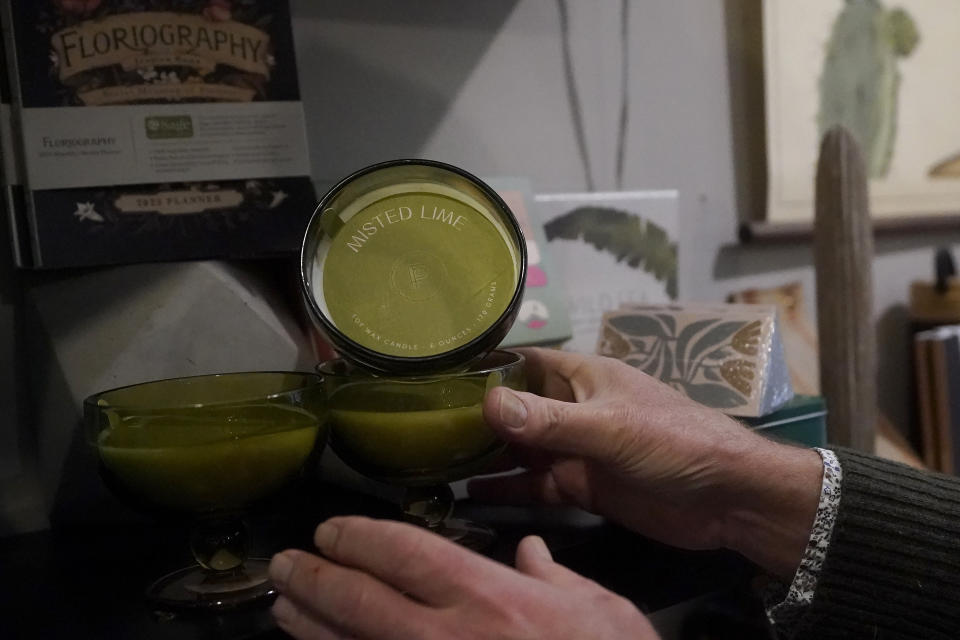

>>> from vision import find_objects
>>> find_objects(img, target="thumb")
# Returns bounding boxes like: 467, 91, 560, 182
483, 386, 630, 462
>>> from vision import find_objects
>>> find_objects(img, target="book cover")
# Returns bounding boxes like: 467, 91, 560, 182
487, 178, 572, 348
0, 6, 30, 268
917, 325, 960, 474
914, 334, 938, 469
929, 333, 954, 474
533, 190, 679, 354
744, 394, 827, 448
944, 331, 960, 474
2, 0, 315, 268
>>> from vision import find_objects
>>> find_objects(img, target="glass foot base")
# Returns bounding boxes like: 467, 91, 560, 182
401, 485, 497, 551
147, 558, 276, 612
437, 518, 496, 552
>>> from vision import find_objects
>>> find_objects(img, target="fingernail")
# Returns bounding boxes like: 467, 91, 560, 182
271, 595, 294, 623
269, 551, 295, 588
498, 389, 528, 429
314, 521, 340, 553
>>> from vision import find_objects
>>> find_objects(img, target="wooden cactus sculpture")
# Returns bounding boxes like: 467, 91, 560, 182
814, 127, 877, 451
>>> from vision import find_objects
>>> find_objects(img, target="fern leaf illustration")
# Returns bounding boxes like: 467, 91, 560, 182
544, 206, 678, 298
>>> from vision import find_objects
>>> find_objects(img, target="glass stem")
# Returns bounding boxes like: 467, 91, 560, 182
401, 484, 455, 530
189, 514, 248, 576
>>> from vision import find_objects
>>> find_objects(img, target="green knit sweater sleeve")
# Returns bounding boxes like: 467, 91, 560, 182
788, 448, 960, 639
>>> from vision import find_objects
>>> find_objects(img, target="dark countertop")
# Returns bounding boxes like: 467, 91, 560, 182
0, 483, 758, 640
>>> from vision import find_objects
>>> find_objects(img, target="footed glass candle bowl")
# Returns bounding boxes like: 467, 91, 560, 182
84, 372, 326, 611
318, 350, 525, 549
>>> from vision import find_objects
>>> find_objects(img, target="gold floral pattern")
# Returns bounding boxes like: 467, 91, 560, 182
720, 359, 755, 395
731, 320, 762, 356
600, 325, 631, 358
598, 308, 786, 413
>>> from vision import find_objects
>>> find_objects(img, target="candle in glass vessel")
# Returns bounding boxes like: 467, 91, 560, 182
301, 159, 527, 375
97, 404, 320, 512
327, 378, 498, 479
84, 371, 327, 611
318, 350, 525, 487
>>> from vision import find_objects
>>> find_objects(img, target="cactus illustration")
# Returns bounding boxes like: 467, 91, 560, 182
818, 0, 919, 178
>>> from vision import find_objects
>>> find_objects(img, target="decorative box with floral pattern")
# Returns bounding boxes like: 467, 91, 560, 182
598, 303, 794, 417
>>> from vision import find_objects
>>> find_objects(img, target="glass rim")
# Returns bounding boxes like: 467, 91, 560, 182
315, 349, 524, 383
83, 371, 323, 411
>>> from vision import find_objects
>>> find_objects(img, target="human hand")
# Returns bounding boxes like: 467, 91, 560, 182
472, 348, 823, 580
269, 516, 659, 640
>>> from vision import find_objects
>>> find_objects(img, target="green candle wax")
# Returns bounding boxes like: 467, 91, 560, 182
317, 186, 520, 359
328, 378, 501, 479
97, 404, 320, 512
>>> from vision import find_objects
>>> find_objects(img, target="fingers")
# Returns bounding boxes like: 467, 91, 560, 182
474, 444, 556, 475
474, 445, 523, 474
269, 549, 430, 640
514, 534, 553, 570
515, 347, 639, 399
515, 347, 683, 405
486, 348, 652, 466
513, 347, 588, 401
467, 469, 567, 505
514, 535, 590, 588
483, 386, 640, 464
468, 459, 594, 510
310, 516, 514, 606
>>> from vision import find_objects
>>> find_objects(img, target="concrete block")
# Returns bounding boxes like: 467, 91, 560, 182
23, 260, 314, 529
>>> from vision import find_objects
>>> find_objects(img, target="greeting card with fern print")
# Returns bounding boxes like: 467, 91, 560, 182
487, 178, 573, 348
533, 191, 678, 354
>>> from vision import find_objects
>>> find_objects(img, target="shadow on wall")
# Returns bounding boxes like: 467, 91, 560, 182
26, 303, 145, 529
6, 266, 178, 534
0, 236, 182, 535
291, 0, 519, 178
711, 244, 813, 281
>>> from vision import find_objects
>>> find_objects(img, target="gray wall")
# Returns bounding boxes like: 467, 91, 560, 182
292, 0, 960, 434
2, 1, 959, 533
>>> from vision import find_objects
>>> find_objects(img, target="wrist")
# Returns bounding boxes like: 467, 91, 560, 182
718, 437, 824, 581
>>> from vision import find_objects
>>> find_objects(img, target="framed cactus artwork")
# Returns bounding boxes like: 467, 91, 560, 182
763, 0, 960, 223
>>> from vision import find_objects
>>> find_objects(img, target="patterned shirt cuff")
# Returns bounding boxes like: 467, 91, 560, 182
765, 447, 843, 628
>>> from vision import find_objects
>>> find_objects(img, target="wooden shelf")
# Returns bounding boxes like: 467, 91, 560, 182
740, 214, 960, 244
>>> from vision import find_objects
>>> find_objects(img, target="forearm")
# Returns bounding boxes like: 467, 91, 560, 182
720, 443, 960, 638
718, 436, 824, 581
791, 448, 960, 638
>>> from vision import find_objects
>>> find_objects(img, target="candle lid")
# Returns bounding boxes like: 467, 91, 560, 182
301, 159, 527, 375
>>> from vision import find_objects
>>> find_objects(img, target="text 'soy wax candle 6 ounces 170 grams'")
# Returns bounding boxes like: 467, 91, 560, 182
301, 159, 527, 375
